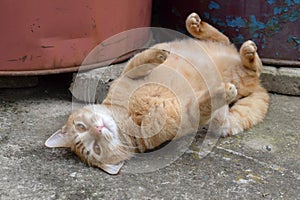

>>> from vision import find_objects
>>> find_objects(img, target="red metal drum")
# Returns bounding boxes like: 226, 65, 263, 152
0, 0, 152, 75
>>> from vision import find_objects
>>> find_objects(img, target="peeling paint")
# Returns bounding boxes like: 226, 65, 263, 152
265, 17, 281, 36
232, 34, 244, 44
252, 33, 267, 49
208, 1, 220, 10
249, 15, 266, 34
267, 0, 276, 5
287, 36, 300, 49
226, 16, 246, 28
211, 17, 220, 25
203, 12, 210, 19
284, 0, 293, 6
288, 11, 299, 22
162, 0, 300, 62
216, 20, 226, 27
274, 7, 285, 15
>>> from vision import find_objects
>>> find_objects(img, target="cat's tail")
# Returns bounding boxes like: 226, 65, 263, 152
228, 86, 270, 136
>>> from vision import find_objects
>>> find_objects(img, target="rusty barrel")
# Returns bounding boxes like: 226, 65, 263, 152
0, 0, 152, 75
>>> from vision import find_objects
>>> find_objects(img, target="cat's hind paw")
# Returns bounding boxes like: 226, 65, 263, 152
240, 40, 257, 62
240, 40, 263, 76
210, 105, 231, 137
186, 13, 202, 32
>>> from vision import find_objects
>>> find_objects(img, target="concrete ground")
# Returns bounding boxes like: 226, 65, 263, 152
0, 74, 299, 200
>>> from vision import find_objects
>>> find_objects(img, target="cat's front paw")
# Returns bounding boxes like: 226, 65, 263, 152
240, 40, 257, 62
156, 49, 169, 63
186, 13, 202, 32
225, 83, 237, 104
148, 48, 169, 64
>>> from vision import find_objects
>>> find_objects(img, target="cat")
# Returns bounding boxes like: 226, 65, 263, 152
45, 13, 269, 174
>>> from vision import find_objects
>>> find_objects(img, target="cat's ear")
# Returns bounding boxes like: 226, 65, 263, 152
45, 127, 72, 148
100, 162, 124, 175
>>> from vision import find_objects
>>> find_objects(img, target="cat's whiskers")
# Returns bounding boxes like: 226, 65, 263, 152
119, 143, 137, 151
106, 137, 132, 159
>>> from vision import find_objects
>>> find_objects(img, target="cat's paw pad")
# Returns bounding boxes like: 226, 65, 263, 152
156, 49, 169, 63
241, 40, 257, 61
186, 13, 202, 32
225, 83, 237, 104
149, 48, 169, 64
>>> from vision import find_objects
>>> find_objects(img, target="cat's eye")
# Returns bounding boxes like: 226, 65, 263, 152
93, 143, 101, 155
74, 122, 87, 132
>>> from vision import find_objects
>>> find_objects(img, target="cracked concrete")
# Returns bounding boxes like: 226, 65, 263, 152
0, 74, 299, 200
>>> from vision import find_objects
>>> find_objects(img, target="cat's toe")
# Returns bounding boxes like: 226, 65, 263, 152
225, 83, 237, 103
186, 13, 201, 31
241, 40, 257, 61
155, 49, 169, 63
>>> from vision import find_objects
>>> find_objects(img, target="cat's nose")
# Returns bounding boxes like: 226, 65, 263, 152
95, 125, 104, 133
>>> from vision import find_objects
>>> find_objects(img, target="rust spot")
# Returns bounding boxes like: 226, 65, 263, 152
21, 55, 27, 62
41, 45, 55, 48
7, 55, 27, 62
7, 59, 18, 62
91, 18, 96, 28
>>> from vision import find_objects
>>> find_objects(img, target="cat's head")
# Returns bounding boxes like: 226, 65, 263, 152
45, 105, 129, 175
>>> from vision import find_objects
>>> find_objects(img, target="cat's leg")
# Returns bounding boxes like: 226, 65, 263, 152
198, 82, 237, 125
240, 40, 263, 76
186, 13, 230, 44
226, 86, 269, 136
122, 47, 169, 79
206, 83, 237, 136
210, 85, 269, 137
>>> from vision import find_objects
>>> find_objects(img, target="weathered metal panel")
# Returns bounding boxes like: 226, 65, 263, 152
0, 0, 152, 75
155, 0, 300, 66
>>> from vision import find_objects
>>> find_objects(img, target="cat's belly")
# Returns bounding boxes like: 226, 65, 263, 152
128, 83, 180, 126
126, 83, 182, 150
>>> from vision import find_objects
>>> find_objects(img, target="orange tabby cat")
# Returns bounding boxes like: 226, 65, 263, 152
45, 13, 269, 174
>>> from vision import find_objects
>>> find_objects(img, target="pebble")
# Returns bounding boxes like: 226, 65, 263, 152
265, 145, 272, 151
69, 172, 77, 177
